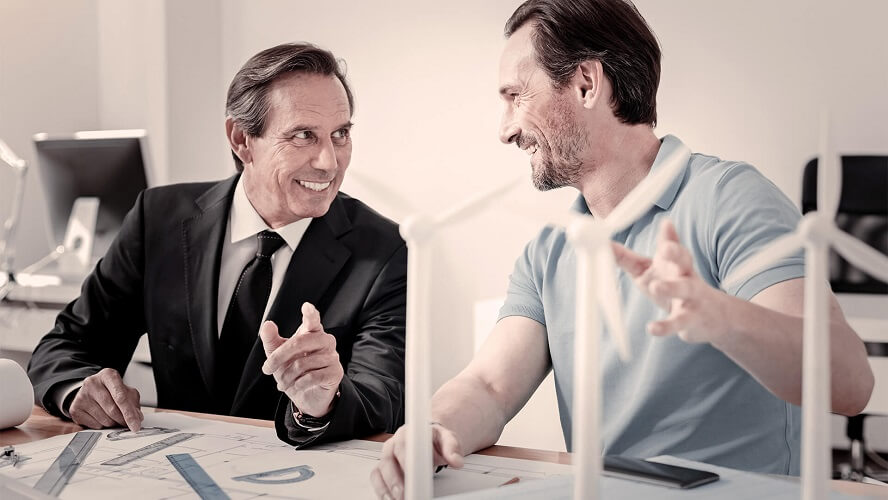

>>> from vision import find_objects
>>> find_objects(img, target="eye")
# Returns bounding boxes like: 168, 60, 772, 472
292, 130, 315, 140
331, 128, 351, 144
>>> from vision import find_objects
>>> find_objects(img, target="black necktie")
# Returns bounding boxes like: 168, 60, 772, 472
216, 230, 286, 413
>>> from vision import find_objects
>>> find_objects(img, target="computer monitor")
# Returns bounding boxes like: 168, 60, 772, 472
33, 130, 151, 259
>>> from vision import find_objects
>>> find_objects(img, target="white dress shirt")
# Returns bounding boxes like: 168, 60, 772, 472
217, 177, 312, 335
56, 176, 312, 415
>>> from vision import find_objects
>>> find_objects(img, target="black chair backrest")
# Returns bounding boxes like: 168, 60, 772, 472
801, 156, 888, 294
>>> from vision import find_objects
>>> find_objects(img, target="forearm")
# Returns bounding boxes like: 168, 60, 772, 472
431, 373, 511, 455
711, 293, 873, 415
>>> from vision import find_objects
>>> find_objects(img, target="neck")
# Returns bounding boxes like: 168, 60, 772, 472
576, 124, 660, 219
241, 172, 292, 229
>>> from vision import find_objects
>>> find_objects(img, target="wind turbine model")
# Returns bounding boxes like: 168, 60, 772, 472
0, 139, 28, 298
565, 141, 691, 500
399, 177, 522, 500
722, 113, 888, 500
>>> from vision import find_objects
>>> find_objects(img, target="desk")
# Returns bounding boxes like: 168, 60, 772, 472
1, 406, 881, 497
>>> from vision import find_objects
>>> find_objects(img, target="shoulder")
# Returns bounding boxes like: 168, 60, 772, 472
140, 179, 227, 207
334, 192, 404, 256
683, 154, 783, 199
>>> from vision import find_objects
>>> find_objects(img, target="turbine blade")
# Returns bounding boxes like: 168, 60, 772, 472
0, 139, 26, 169
604, 142, 691, 234
722, 232, 805, 289
818, 109, 842, 217
345, 169, 418, 215
829, 226, 888, 283
597, 248, 631, 362
433, 177, 523, 228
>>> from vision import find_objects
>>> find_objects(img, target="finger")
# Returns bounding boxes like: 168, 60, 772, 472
69, 405, 103, 430
74, 396, 116, 428
276, 352, 338, 391
649, 278, 696, 301
657, 218, 680, 246
376, 451, 404, 500
610, 242, 651, 278
434, 427, 464, 468
647, 311, 691, 336
259, 320, 285, 359
300, 302, 323, 333
103, 372, 143, 432
92, 384, 128, 427
263, 331, 332, 374
657, 241, 694, 275
287, 365, 342, 395
370, 467, 396, 500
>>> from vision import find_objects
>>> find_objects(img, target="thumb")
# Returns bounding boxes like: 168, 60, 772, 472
610, 241, 651, 278
259, 320, 285, 356
300, 302, 323, 334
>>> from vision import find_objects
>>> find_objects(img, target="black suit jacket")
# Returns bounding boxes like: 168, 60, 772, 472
28, 175, 407, 446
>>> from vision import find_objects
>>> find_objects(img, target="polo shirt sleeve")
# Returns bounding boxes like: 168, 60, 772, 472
710, 163, 806, 301
498, 235, 547, 326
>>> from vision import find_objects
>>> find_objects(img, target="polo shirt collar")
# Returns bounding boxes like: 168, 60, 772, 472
570, 134, 692, 215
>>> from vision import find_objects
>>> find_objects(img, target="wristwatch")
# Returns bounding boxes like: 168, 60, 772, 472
293, 390, 340, 432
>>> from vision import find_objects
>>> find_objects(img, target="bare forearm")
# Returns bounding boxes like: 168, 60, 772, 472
711, 294, 873, 415
430, 374, 510, 455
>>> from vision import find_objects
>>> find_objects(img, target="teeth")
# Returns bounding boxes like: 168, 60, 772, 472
298, 180, 331, 192
525, 145, 538, 156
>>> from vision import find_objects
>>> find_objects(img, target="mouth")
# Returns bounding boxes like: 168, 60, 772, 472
296, 180, 332, 192
521, 143, 539, 159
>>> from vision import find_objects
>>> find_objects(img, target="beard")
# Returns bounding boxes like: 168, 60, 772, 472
528, 95, 586, 191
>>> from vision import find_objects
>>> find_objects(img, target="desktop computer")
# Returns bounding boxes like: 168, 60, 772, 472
6, 130, 152, 303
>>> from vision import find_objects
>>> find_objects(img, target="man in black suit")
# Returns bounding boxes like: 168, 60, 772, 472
27, 43, 407, 447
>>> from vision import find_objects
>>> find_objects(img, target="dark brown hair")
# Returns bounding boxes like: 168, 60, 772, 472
505, 0, 661, 126
226, 42, 355, 172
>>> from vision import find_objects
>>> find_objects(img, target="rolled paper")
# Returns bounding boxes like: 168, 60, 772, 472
0, 358, 33, 429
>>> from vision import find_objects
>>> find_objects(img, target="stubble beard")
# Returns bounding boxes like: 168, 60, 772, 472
531, 95, 586, 192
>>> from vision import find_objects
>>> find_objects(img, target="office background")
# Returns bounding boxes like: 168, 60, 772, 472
1, 0, 886, 453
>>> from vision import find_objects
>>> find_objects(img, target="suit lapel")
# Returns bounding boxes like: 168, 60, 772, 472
231, 196, 352, 415
181, 175, 238, 397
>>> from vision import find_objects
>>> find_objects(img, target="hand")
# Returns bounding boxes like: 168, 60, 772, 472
611, 218, 731, 344
260, 302, 344, 417
370, 422, 465, 500
69, 368, 143, 431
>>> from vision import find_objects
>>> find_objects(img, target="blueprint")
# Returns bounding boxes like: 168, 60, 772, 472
0, 412, 571, 499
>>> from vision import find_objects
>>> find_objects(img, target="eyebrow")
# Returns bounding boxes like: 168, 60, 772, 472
499, 85, 518, 98
282, 121, 354, 135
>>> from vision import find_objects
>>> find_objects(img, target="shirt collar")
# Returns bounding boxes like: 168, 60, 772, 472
570, 134, 692, 215
229, 176, 312, 250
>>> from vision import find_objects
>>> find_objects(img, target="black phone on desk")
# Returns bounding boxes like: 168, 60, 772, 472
603, 456, 720, 489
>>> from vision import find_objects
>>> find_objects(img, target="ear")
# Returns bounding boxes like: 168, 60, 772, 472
572, 60, 605, 110
225, 117, 253, 167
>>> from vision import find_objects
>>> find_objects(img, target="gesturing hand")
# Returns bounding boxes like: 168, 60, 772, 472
69, 368, 143, 431
611, 218, 731, 344
370, 422, 465, 500
260, 302, 344, 417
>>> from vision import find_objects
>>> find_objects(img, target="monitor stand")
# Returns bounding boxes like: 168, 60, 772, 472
55, 197, 99, 281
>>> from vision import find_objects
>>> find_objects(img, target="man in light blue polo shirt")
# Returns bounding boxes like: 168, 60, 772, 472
371, 1, 873, 496
499, 133, 810, 473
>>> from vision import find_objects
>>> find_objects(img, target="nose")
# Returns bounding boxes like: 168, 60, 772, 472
499, 109, 520, 145
312, 139, 337, 172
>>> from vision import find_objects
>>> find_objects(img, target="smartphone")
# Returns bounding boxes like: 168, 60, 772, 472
603, 456, 720, 489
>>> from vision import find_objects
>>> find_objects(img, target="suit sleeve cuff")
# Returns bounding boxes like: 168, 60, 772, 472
52, 381, 84, 418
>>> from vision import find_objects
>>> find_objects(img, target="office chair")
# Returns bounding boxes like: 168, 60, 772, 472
802, 155, 888, 482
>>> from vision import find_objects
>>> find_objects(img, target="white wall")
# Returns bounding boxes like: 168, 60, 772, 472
0, 0, 100, 268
